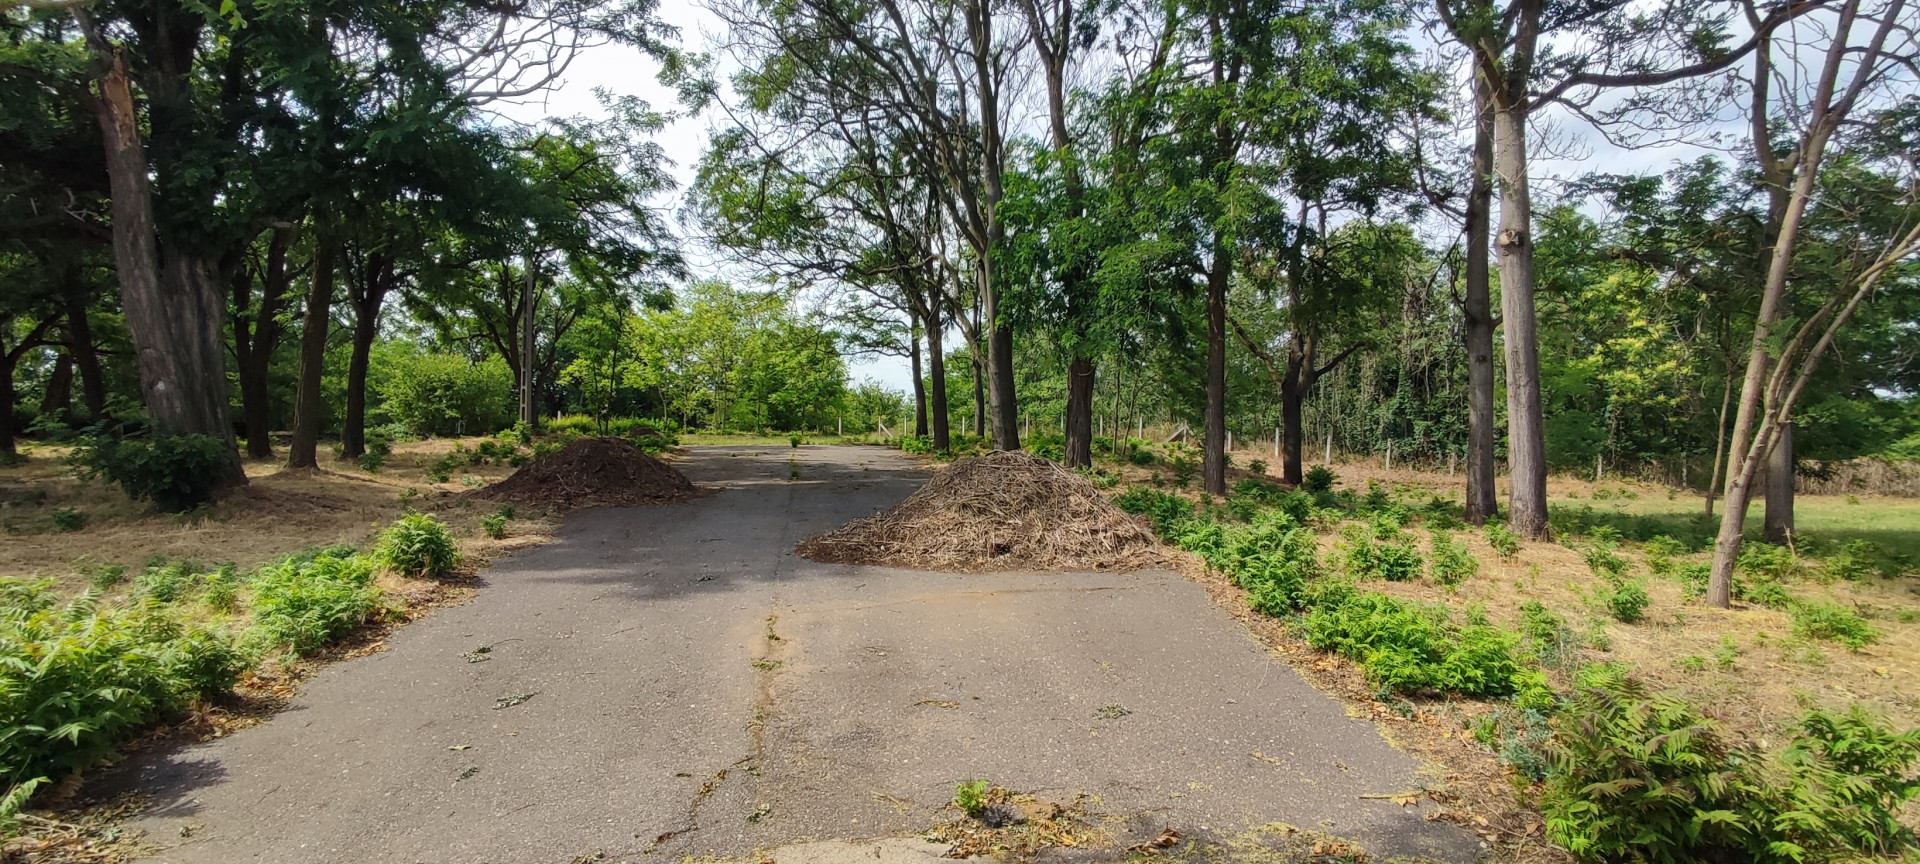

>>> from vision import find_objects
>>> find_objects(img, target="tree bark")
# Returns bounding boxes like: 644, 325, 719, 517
287, 242, 335, 469
971, 350, 986, 440
341, 254, 392, 459
518, 258, 538, 432
1764, 422, 1793, 544
79, 12, 244, 487
40, 355, 74, 422
0, 357, 16, 458
234, 228, 292, 458
1463, 72, 1498, 525
1705, 368, 1733, 518
909, 311, 928, 437
1065, 356, 1094, 467
1203, 241, 1230, 497
1491, 100, 1547, 539
926, 298, 951, 451
1281, 340, 1307, 486
61, 280, 107, 422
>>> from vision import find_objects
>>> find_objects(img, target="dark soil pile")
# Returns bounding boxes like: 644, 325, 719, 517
796, 451, 1166, 572
468, 437, 696, 510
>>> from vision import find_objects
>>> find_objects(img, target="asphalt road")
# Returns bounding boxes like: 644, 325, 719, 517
110, 445, 1479, 864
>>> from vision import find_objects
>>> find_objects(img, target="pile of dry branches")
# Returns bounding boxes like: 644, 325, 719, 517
797, 451, 1165, 572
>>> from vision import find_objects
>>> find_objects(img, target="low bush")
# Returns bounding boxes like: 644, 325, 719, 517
1114, 488, 1195, 538
0, 581, 244, 786
1740, 542, 1808, 583
246, 548, 382, 656
70, 433, 229, 513
898, 434, 934, 455
1484, 522, 1521, 558
1641, 535, 1686, 575
1342, 524, 1423, 582
376, 512, 461, 579
480, 513, 508, 539
1791, 600, 1880, 651
1428, 531, 1478, 588
1544, 669, 1920, 864
1301, 465, 1335, 494
137, 559, 205, 603
1596, 578, 1650, 624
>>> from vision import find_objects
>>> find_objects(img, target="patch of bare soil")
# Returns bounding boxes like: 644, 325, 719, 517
797, 451, 1166, 572
466, 436, 697, 511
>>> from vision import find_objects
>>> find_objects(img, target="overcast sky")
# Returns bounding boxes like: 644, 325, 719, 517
491, 0, 1745, 394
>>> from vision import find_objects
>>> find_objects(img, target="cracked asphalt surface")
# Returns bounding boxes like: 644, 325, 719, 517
108, 445, 1479, 863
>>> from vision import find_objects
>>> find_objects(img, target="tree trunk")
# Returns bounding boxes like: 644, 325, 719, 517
341, 258, 392, 459
1492, 101, 1547, 539
972, 351, 986, 440
0, 359, 15, 457
287, 242, 335, 469
40, 355, 74, 423
926, 299, 951, 451
518, 259, 538, 432
1764, 422, 1794, 544
910, 312, 928, 437
61, 285, 107, 422
982, 264, 1020, 450
1705, 369, 1733, 518
1203, 243, 1229, 497
235, 228, 291, 458
80, 14, 244, 487
1281, 342, 1306, 486
1463, 72, 1498, 525
1065, 355, 1094, 467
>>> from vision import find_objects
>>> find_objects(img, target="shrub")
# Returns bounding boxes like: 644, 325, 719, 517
1301, 465, 1335, 494
953, 779, 991, 816
0, 583, 244, 786
1596, 577, 1650, 624
1544, 669, 1920, 864
1819, 539, 1886, 582
1580, 540, 1631, 579
70, 433, 229, 513
1484, 522, 1521, 558
1790, 601, 1879, 651
79, 560, 126, 591
480, 514, 508, 540
246, 548, 381, 656
1739, 542, 1807, 583
898, 435, 933, 455
1343, 525, 1422, 582
376, 512, 461, 579
1641, 535, 1686, 575
1428, 531, 1478, 588
202, 564, 240, 613
372, 350, 514, 437
1127, 448, 1155, 466
1248, 459, 1268, 475
1302, 593, 1526, 698
50, 508, 86, 532
1169, 452, 1197, 487
1113, 488, 1194, 538
136, 559, 204, 603
1519, 600, 1576, 668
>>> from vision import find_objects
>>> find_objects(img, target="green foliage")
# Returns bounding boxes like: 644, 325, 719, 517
1597, 579, 1651, 624
1485, 522, 1521, 558
1790, 601, 1880, 651
1818, 539, 1891, 582
202, 564, 240, 614
371, 349, 515, 438
1641, 535, 1686, 575
49, 508, 85, 532
1428, 530, 1478, 588
1302, 465, 1335, 494
1342, 524, 1423, 582
1739, 543, 1808, 583
79, 561, 125, 592
1127, 448, 1155, 466
0, 581, 244, 786
1544, 669, 1920, 864
375, 512, 461, 579
1302, 593, 1527, 698
1114, 488, 1195, 538
246, 548, 382, 657
1520, 600, 1576, 668
136, 559, 205, 603
480, 514, 508, 540
953, 779, 991, 816
898, 435, 933, 455
70, 433, 229, 513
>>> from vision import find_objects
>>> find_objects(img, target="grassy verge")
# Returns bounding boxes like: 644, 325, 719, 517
1105, 456, 1920, 863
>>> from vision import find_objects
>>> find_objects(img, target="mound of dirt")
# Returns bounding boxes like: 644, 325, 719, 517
796, 451, 1166, 572
467, 437, 697, 510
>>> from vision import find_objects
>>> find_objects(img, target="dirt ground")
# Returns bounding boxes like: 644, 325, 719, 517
0, 439, 563, 590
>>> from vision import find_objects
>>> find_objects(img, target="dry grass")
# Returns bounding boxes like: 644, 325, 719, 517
0, 438, 561, 592
797, 451, 1167, 572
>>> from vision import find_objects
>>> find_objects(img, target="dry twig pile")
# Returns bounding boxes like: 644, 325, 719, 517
467, 437, 696, 510
797, 451, 1164, 572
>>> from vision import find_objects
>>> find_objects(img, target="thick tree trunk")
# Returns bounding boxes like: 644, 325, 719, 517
341, 258, 391, 459
1492, 102, 1547, 539
910, 313, 928, 438
41, 356, 74, 422
1764, 422, 1794, 544
287, 243, 335, 469
81, 16, 243, 487
1065, 355, 1094, 467
1203, 244, 1229, 497
982, 265, 1020, 451
235, 229, 290, 458
926, 300, 951, 451
1463, 74, 1498, 526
